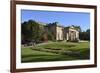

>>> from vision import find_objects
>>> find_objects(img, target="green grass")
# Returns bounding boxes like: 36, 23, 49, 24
21, 41, 90, 63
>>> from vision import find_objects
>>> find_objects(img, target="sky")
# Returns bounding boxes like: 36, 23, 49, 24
21, 10, 90, 31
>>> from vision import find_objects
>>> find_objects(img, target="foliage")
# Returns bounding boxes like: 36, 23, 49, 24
21, 20, 44, 44
79, 29, 90, 41
47, 30, 55, 41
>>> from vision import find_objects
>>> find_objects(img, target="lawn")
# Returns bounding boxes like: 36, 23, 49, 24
21, 41, 90, 63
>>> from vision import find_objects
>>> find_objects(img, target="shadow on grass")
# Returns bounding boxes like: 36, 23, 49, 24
21, 47, 90, 63
22, 54, 54, 58
21, 54, 77, 63
79, 48, 90, 59
21, 49, 90, 63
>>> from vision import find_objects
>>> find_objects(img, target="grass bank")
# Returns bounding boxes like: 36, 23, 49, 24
21, 41, 90, 63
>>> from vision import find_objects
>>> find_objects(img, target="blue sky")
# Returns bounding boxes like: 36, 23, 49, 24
21, 10, 90, 31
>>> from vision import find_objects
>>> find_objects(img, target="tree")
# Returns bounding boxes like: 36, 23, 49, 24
79, 29, 90, 41
47, 30, 55, 41
21, 21, 33, 44
21, 20, 44, 44
86, 29, 90, 41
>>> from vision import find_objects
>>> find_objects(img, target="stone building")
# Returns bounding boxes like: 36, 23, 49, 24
64, 26, 79, 41
45, 22, 79, 42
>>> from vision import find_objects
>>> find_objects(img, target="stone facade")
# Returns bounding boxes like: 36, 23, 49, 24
66, 26, 79, 41
56, 26, 64, 40
46, 23, 79, 41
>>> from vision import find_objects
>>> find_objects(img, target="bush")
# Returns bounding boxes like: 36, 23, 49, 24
57, 40, 63, 42
67, 38, 79, 42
